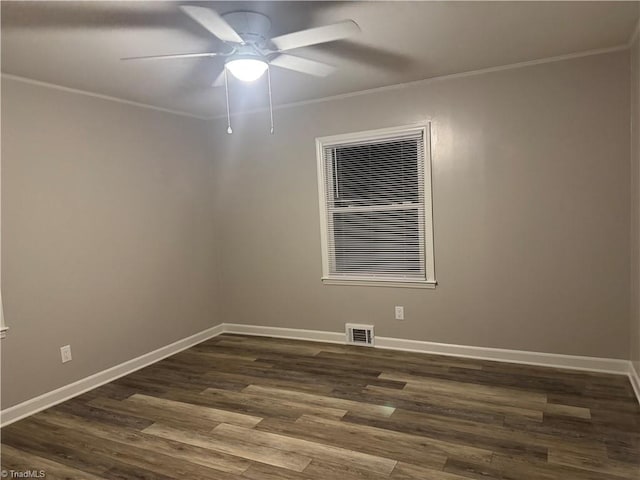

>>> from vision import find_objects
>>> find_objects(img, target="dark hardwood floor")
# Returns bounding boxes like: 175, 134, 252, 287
2, 334, 639, 479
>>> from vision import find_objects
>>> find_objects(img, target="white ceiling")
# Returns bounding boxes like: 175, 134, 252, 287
2, 1, 638, 118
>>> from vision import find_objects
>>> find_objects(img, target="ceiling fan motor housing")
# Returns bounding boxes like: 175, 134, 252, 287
221, 11, 272, 46
124, 6, 354, 82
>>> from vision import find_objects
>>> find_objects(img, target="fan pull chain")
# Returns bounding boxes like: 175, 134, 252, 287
224, 67, 233, 134
267, 65, 274, 134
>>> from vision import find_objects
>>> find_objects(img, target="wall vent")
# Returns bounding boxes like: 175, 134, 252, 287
345, 324, 374, 346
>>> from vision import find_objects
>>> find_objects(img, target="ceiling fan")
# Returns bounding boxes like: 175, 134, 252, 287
122, 6, 360, 131
123, 5, 360, 83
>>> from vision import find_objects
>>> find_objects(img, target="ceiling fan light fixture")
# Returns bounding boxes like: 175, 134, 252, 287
225, 57, 269, 82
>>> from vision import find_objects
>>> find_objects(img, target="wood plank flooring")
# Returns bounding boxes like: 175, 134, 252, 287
2, 334, 639, 479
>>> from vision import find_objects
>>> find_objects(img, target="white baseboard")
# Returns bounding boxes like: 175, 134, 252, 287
374, 336, 630, 374
223, 323, 639, 405
3, 322, 638, 426
224, 323, 629, 374
223, 323, 345, 344
0, 324, 224, 427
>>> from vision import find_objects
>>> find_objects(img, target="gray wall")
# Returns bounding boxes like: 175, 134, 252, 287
631, 37, 640, 374
212, 51, 631, 359
1, 49, 634, 410
1, 79, 220, 409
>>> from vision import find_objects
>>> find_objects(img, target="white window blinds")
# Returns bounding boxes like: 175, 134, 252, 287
316, 125, 435, 287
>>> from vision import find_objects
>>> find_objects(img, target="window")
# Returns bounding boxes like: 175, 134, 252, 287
316, 124, 436, 288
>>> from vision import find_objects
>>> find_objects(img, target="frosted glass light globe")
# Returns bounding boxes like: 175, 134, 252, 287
226, 58, 268, 82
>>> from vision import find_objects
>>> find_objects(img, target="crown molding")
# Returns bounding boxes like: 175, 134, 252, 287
2, 44, 629, 122
1, 74, 208, 120
207, 44, 629, 121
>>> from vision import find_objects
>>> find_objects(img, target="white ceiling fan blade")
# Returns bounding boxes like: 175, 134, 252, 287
180, 5, 243, 44
122, 52, 220, 61
270, 54, 335, 77
270, 20, 360, 52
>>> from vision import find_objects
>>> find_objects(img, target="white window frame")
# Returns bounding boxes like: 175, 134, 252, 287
315, 123, 436, 289
1, 157, 6, 339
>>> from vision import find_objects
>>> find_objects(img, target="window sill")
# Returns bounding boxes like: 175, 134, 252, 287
321, 277, 437, 289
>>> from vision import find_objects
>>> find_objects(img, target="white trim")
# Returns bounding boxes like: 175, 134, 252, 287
223, 323, 345, 344
223, 323, 630, 375
373, 337, 629, 375
3, 323, 638, 426
207, 45, 629, 120
422, 122, 436, 283
1, 74, 208, 120
315, 123, 428, 147
321, 278, 436, 289
0, 324, 224, 427
629, 362, 640, 404
315, 123, 436, 287
316, 137, 330, 280
223, 324, 639, 405
2, 46, 627, 122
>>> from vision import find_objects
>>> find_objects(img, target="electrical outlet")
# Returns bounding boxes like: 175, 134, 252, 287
60, 345, 72, 363
395, 306, 404, 320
